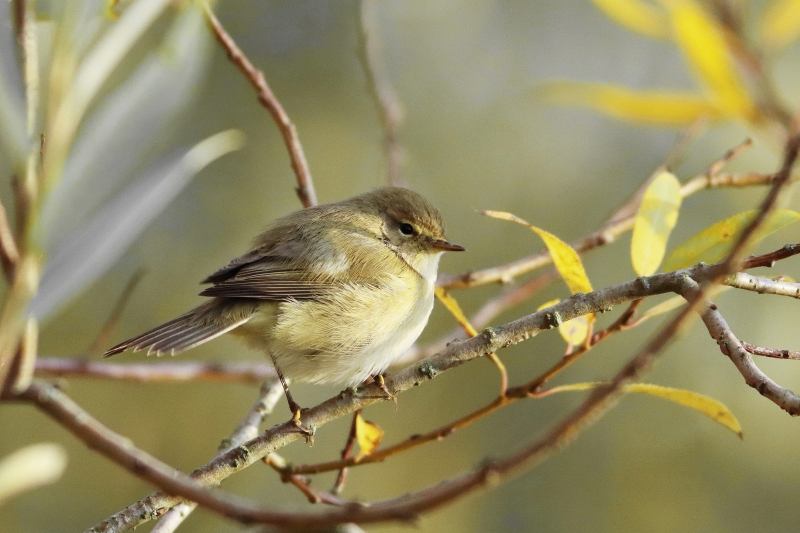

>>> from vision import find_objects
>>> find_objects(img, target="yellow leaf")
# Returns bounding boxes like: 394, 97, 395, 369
482, 211, 593, 294
354, 413, 384, 461
624, 383, 742, 437
589, 0, 670, 39
537, 299, 590, 345
631, 171, 682, 275
545, 382, 741, 436
560, 315, 590, 346
638, 286, 729, 321
541, 81, 718, 125
759, 0, 800, 51
435, 286, 478, 336
662, 209, 800, 271
663, 0, 755, 118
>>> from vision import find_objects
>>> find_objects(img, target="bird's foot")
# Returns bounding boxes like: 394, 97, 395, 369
374, 374, 398, 410
289, 403, 315, 444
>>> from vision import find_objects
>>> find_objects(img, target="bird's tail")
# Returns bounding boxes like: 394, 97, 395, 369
103, 300, 256, 358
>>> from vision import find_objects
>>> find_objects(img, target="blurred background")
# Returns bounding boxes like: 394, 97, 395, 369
2, 0, 800, 532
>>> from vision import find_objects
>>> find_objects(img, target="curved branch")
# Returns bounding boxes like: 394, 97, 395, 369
203, 4, 317, 208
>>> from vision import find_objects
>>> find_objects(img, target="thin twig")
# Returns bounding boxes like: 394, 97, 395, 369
265, 453, 354, 506
33, 358, 275, 383
88, 269, 145, 357
741, 242, 800, 268
741, 341, 800, 360
724, 272, 800, 298
437, 141, 770, 290
203, 4, 317, 208
720, 132, 800, 273
357, 0, 405, 187
332, 410, 360, 495
401, 270, 558, 365
152, 379, 284, 533
85, 264, 714, 532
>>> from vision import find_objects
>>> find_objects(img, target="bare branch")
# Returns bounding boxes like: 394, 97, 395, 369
357, 0, 405, 187
202, 4, 317, 208
438, 142, 777, 290
88, 270, 145, 357
152, 379, 285, 533
702, 298, 800, 414
741, 341, 800, 361
724, 272, 800, 298
720, 132, 800, 271
82, 263, 743, 533
34, 358, 275, 383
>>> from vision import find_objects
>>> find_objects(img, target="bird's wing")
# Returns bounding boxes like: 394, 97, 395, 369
199, 254, 342, 300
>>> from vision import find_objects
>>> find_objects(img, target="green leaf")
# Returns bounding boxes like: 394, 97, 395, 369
663, 210, 800, 271
631, 171, 682, 275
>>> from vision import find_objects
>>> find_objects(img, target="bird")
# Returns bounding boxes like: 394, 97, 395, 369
104, 187, 465, 426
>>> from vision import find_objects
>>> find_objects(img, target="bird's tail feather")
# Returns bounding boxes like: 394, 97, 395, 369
103, 301, 254, 357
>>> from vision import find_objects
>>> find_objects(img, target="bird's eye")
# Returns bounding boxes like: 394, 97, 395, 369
399, 223, 415, 236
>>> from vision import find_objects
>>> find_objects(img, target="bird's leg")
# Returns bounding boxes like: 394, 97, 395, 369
269, 353, 314, 439
373, 373, 398, 408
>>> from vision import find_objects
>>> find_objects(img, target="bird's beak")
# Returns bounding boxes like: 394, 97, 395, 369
429, 238, 466, 252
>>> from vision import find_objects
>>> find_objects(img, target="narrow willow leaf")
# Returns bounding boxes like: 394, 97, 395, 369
354, 413, 384, 460
589, 0, 670, 39
56, 0, 173, 131
759, 0, 800, 51
41, 3, 212, 250
0, 443, 68, 505
482, 211, 593, 294
662, 210, 800, 271
540, 81, 717, 125
624, 383, 742, 437
631, 171, 682, 276
31, 130, 245, 320
664, 0, 755, 118
435, 286, 477, 336
546, 382, 741, 436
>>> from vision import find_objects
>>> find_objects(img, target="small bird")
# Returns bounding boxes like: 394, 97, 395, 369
104, 187, 464, 424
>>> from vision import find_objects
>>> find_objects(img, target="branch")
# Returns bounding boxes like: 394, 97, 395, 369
741, 341, 800, 361
357, 0, 405, 187
437, 142, 777, 290
82, 263, 734, 532
702, 298, 800, 413
152, 379, 285, 533
724, 272, 800, 298
202, 4, 317, 208
34, 358, 275, 383
720, 132, 800, 272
